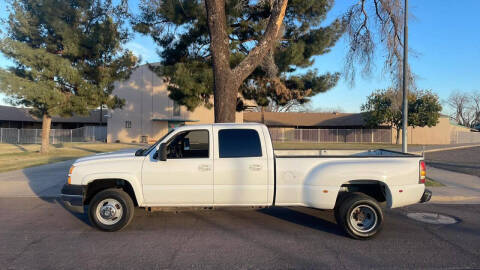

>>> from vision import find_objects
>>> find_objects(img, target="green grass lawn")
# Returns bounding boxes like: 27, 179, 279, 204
425, 177, 445, 187
0, 142, 144, 172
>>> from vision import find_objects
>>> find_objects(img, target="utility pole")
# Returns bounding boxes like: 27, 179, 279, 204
401, 0, 409, 153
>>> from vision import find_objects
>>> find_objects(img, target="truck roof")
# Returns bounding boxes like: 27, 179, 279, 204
174, 122, 266, 131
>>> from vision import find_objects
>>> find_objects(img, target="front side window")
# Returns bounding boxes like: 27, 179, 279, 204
166, 130, 209, 159
218, 129, 262, 158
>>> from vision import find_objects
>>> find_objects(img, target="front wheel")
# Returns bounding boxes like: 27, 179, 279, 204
335, 193, 383, 239
88, 188, 134, 231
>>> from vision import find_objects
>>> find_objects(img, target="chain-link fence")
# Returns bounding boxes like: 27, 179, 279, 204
450, 131, 480, 144
0, 126, 107, 144
269, 128, 392, 144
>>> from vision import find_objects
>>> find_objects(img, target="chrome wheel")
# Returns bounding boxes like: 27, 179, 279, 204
349, 204, 378, 233
95, 198, 123, 225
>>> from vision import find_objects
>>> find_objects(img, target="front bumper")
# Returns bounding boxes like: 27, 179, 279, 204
420, 189, 432, 203
60, 184, 85, 213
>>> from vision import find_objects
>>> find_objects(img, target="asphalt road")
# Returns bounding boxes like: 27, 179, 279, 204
1, 151, 480, 269
1, 197, 479, 269
425, 146, 480, 177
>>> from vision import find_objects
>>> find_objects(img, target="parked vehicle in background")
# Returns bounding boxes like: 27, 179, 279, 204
61, 123, 431, 239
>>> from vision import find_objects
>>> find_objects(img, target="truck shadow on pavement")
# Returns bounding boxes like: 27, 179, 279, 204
19, 159, 343, 234
257, 207, 344, 236
55, 197, 91, 225
55, 204, 345, 236
132, 206, 344, 236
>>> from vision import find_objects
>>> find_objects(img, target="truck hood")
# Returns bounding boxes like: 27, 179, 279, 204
73, 148, 138, 165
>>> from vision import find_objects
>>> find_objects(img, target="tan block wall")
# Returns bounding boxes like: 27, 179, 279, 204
391, 117, 461, 145
107, 64, 243, 143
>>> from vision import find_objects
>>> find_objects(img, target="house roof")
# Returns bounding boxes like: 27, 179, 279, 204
243, 112, 368, 127
0, 105, 107, 123
151, 118, 199, 122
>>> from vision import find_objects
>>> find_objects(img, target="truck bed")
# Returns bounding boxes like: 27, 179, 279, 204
273, 149, 424, 209
274, 149, 421, 157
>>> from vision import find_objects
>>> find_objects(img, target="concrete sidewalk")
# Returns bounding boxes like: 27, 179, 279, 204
0, 148, 136, 198
0, 160, 73, 198
384, 143, 480, 154
427, 166, 480, 204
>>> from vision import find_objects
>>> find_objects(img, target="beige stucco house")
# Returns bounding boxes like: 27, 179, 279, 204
392, 116, 473, 144
107, 64, 474, 145
107, 64, 242, 143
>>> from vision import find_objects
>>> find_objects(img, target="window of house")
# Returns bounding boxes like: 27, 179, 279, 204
218, 129, 262, 158
166, 130, 209, 159
173, 101, 180, 116
125, 120, 132, 128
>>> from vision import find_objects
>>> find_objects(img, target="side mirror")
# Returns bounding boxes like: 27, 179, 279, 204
135, 149, 144, 156
158, 143, 167, 161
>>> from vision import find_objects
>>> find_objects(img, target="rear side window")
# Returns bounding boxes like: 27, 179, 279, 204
218, 129, 262, 158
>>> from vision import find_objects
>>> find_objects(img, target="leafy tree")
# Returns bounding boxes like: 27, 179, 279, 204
134, 0, 344, 122
0, 0, 138, 153
361, 88, 442, 144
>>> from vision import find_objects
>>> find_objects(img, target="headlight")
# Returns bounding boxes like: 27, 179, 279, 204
67, 165, 75, 184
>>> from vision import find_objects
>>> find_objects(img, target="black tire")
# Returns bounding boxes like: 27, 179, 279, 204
334, 192, 348, 225
88, 188, 134, 232
335, 193, 383, 240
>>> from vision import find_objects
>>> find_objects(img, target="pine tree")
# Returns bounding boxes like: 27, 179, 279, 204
0, 0, 138, 153
134, 0, 344, 122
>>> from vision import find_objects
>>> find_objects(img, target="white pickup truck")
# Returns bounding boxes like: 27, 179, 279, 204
61, 123, 431, 239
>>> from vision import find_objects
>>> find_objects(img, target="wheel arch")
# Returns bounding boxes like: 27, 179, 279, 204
84, 178, 139, 207
336, 179, 392, 208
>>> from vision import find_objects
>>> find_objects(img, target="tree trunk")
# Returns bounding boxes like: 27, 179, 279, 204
213, 74, 237, 122
261, 106, 265, 124
40, 113, 52, 154
205, 0, 236, 123
204, 0, 288, 123
395, 127, 401, 144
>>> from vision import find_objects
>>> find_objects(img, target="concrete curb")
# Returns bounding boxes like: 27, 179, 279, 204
430, 195, 480, 203
428, 197, 480, 204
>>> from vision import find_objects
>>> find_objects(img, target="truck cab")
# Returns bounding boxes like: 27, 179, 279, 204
141, 124, 273, 206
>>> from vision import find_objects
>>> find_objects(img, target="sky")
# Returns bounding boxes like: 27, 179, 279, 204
1, 0, 479, 114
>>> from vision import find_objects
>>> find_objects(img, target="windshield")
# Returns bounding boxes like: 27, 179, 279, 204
143, 129, 175, 155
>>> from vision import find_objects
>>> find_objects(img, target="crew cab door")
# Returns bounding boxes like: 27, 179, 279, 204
213, 127, 269, 205
141, 127, 213, 205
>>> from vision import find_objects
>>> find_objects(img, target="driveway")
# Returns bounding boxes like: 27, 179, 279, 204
0, 160, 73, 198
427, 166, 480, 204
425, 146, 480, 177
0, 148, 136, 198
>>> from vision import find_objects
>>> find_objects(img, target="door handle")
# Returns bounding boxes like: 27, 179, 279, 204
198, 164, 211, 171
249, 164, 262, 171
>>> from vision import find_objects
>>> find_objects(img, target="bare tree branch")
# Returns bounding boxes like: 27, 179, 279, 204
448, 91, 474, 127
343, 0, 413, 89
232, 0, 288, 83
